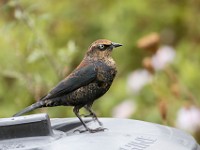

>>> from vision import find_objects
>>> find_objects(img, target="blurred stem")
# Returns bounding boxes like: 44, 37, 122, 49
164, 67, 198, 105
14, 0, 62, 79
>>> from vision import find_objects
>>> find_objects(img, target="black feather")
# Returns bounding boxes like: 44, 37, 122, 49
13, 101, 45, 117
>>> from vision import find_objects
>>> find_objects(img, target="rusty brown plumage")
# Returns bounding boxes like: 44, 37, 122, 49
13, 39, 122, 133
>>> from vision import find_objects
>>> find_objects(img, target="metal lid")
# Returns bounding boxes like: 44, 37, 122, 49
0, 114, 199, 150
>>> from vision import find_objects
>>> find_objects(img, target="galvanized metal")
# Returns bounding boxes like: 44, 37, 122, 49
0, 114, 199, 150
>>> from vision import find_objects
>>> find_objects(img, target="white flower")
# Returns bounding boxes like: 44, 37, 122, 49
151, 45, 176, 70
127, 69, 152, 93
112, 99, 136, 118
176, 106, 200, 133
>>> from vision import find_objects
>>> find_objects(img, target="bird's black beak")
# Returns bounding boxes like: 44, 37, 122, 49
112, 42, 123, 48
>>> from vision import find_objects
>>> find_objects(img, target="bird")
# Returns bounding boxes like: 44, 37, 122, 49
13, 39, 122, 133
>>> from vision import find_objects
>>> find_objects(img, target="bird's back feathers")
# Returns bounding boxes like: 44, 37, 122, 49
43, 64, 97, 100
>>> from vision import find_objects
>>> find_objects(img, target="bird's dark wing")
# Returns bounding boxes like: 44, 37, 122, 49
43, 64, 97, 100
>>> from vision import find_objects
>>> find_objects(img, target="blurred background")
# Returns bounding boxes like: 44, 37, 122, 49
0, 0, 200, 142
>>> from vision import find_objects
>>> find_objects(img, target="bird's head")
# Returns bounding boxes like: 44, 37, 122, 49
86, 39, 122, 58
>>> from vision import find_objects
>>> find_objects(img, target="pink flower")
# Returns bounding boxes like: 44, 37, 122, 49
176, 106, 200, 133
112, 99, 136, 118
127, 69, 152, 93
151, 46, 176, 70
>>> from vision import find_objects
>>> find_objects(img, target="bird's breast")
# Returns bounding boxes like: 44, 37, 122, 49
96, 60, 117, 84
62, 60, 117, 106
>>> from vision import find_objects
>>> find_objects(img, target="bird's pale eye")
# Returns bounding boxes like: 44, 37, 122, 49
99, 44, 105, 50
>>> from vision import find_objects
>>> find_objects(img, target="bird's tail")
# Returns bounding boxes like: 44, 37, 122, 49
13, 101, 45, 117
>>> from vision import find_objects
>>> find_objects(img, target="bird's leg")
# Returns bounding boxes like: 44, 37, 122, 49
73, 106, 90, 131
84, 105, 103, 126
73, 106, 106, 133
80, 104, 93, 117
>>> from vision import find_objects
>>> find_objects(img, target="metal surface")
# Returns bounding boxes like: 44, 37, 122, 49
0, 114, 52, 140
0, 114, 199, 150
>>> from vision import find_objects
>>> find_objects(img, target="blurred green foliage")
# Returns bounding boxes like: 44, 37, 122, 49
0, 0, 200, 141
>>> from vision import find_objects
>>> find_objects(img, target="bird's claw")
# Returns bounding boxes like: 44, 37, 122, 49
87, 127, 107, 133
74, 127, 107, 133
96, 120, 103, 126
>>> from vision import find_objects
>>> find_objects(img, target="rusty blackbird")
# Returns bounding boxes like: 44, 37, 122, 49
13, 39, 122, 133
